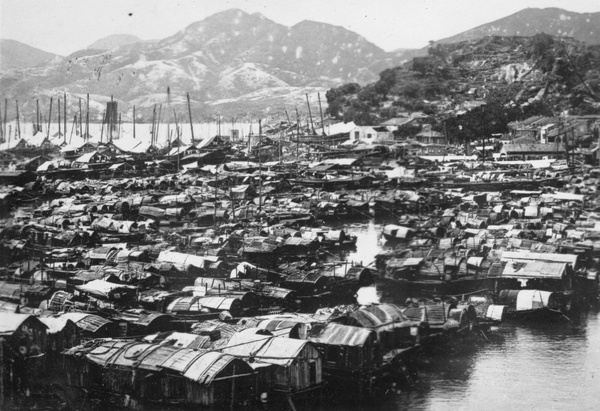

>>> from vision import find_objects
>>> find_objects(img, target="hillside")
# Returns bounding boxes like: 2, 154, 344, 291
86, 34, 144, 51
0, 39, 61, 71
2, 7, 600, 121
325, 34, 600, 142
437, 8, 600, 45
0, 8, 396, 121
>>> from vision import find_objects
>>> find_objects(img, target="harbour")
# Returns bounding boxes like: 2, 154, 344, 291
2, 2, 600, 410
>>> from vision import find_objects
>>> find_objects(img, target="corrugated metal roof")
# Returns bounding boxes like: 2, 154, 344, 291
160, 348, 205, 373
109, 342, 159, 367
501, 261, 566, 279
61, 313, 112, 333
308, 323, 374, 347
184, 352, 246, 385
85, 340, 131, 366
136, 345, 180, 371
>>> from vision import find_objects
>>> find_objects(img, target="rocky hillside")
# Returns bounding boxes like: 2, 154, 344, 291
2, 7, 600, 121
86, 34, 144, 51
0, 39, 61, 71
437, 8, 600, 45
326, 34, 600, 141
0, 9, 396, 121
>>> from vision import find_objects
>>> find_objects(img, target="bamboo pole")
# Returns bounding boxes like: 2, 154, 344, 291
133, 105, 136, 139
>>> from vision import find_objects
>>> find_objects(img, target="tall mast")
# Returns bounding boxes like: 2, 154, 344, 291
85, 93, 89, 140
58, 98, 61, 139
78, 98, 82, 136
0, 101, 3, 143
3, 99, 7, 139
100, 111, 105, 142
133, 105, 136, 139
156, 104, 162, 146
295, 107, 300, 158
151, 104, 157, 146
318, 92, 327, 152
15, 101, 21, 139
47, 97, 53, 139
305, 94, 315, 134
258, 119, 262, 205
70, 116, 76, 144
167, 87, 171, 148
187, 93, 194, 143
64, 93, 67, 142
36, 99, 40, 133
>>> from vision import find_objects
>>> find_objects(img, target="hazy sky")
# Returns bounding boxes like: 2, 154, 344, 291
1, 0, 599, 55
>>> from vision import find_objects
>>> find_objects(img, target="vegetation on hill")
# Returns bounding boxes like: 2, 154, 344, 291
325, 34, 600, 143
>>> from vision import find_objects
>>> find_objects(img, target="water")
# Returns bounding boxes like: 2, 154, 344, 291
335, 220, 600, 411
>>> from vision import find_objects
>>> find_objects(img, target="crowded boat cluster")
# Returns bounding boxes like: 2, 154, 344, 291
0, 126, 600, 410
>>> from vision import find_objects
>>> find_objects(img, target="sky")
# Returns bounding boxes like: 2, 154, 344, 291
1, 0, 600, 55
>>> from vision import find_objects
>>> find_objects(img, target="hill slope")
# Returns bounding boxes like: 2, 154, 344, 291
437, 8, 600, 45
86, 34, 144, 51
0, 39, 61, 71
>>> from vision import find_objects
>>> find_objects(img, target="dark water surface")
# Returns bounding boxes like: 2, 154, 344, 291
336, 221, 600, 411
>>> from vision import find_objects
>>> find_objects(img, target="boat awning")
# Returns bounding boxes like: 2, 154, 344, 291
501, 261, 567, 279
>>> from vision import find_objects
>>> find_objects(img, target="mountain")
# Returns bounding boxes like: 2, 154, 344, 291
0, 39, 61, 71
86, 34, 144, 51
2, 7, 600, 121
0, 8, 396, 120
326, 34, 600, 134
437, 8, 600, 45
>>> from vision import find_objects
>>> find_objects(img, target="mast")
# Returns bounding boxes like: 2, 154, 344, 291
4, 99, 7, 139
258, 119, 262, 206
36, 99, 40, 133
0, 101, 3, 143
133, 106, 136, 139
100, 111, 105, 142
167, 87, 171, 149
305, 94, 315, 134
156, 104, 162, 146
85, 93, 89, 140
118, 112, 122, 140
64, 93, 67, 142
151, 104, 157, 147
70, 116, 76, 144
58, 98, 61, 139
78, 98, 82, 136
318, 92, 326, 151
187, 93, 195, 143
15, 100, 20, 139
295, 107, 300, 158
47, 97, 53, 139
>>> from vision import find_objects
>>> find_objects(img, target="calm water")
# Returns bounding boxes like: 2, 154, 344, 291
335, 220, 600, 411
